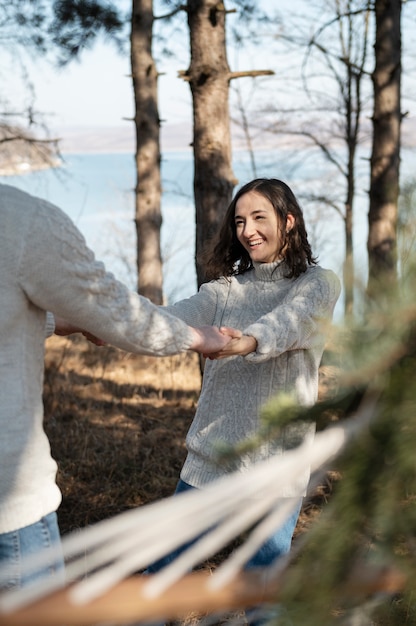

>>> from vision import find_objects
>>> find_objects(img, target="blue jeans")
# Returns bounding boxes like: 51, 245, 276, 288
0, 512, 65, 591
146, 480, 301, 626
147, 479, 302, 572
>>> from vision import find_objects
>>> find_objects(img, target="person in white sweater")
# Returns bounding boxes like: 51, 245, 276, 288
0, 183, 234, 592
148, 179, 341, 603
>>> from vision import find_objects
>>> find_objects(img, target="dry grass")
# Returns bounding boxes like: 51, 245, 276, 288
40, 335, 344, 623
41, 339, 412, 624
44, 335, 337, 537
44, 335, 202, 533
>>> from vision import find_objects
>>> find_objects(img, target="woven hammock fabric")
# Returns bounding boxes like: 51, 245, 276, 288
0, 398, 376, 624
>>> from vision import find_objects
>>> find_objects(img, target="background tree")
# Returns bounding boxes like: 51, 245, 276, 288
131, 0, 164, 304
181, 0, 237, 287
254, 0, 373, 318
304, 0, 372, 319
242, 0, 412, 319
367, 0, 402, 305
181, 0, 273, 286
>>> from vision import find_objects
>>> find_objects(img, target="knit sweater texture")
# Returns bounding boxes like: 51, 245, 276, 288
165, 261, 341, 494
0, 183, 195, 534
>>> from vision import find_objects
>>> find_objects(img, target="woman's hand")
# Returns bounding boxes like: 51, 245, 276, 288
203, 327, 257, 359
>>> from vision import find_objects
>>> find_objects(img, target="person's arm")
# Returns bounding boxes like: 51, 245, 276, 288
208, 268, 341, 362
162, 280, 223, 327
241, 267, 341, 363
53, 316, 106, 346
19, 197, 232, 357
53, 315, 233, 354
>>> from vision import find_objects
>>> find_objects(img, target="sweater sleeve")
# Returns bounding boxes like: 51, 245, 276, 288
243, 267, 341, 363
163, 280, 221, 326
18, 198, 194, 356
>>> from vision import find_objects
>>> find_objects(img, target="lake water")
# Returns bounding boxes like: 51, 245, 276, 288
3, 147, 414, 320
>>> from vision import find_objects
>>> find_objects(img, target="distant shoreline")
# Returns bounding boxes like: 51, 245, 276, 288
54, 122, 194, 155
53, 115, 416, 156
0, 157, 62, 177
2, 118, 414, 175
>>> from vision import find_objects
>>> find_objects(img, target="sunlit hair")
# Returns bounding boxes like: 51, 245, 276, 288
202, 178, 317, 280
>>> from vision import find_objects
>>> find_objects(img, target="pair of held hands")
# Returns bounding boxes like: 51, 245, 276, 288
199, 325, 257, 360
54, 318, 257, 360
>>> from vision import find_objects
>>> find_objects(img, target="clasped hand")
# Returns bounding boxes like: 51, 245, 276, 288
203, 327, 257, 360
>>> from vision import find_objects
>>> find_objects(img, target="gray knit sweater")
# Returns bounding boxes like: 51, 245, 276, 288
165, 261, 341, 493
0, 183, 196, 534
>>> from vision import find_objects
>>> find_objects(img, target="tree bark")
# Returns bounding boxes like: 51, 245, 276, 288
367, 0, 401, 302
185, 0, 237, 287
131, 0, 163, 304
343, 2, 366, 320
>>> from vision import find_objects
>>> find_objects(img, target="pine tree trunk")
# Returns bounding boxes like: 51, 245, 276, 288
131, 0, 163, 304
367, 0, 401, 302
185, 0, 237, 287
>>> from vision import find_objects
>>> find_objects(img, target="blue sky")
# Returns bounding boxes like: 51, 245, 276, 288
44, 43, 134, 128
9, 0, 416, 145
24, 38, 187, 130
17, 0, 294, 133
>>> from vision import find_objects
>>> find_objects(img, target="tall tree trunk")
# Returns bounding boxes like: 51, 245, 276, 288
185, 0, 237, 287
343, 52, 356, 321
131, 0, 163, 304
367, 0, 401, 303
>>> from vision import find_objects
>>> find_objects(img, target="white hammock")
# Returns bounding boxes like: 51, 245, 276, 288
0, 396, 376, 624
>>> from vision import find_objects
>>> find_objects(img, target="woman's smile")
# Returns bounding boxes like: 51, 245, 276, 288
234, 191, 284, 264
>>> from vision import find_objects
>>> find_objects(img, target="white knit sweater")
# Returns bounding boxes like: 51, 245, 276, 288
0, 183, 195, 534
165, 261, 341, 493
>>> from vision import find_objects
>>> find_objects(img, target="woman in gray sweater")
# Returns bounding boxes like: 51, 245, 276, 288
151, 178, 341, 585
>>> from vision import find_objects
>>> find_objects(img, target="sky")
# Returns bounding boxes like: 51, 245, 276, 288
32, 43, 134, 128
16, 1, 220, 135
9, 0, 294, 143
26, 38, 194, 131
6, 0, 416, 151
4, 0, 415, 308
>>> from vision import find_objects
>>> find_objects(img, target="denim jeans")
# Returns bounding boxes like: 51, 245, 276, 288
146, 480, 301, 625
147, 479, 302, 572
0, 512, 65, 591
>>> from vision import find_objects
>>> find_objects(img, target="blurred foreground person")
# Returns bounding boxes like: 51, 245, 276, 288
0, 183, 233, 591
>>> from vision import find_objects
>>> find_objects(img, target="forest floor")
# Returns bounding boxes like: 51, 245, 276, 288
44, 334, 337, 536
42, 335, 341, 624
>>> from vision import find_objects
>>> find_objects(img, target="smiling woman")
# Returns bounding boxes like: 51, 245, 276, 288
206, 177, 316, 280
145, 177, 341, 625
234, 191, 295, 265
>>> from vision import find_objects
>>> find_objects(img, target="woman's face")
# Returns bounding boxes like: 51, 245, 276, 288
234, 191, 293, 264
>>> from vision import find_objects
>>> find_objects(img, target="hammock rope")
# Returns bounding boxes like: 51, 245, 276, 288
0, 395, 379, 625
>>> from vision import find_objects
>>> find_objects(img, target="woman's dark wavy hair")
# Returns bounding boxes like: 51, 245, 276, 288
202, 178, 317, 280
